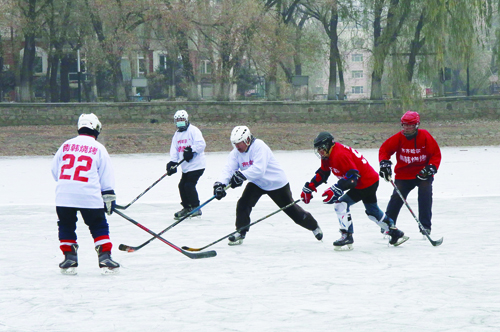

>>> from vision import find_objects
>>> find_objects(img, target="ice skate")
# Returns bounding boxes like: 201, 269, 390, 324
174, 208, 190, 220
388, 227, 409, 246
228, 232, 245, 246
313, 227, 323, 241
420, 227, 431, 238
59, 244, 78, 275
95, 245, 120, 275
188, 208, 202, 218
333, 230, 353, 251
174, 207, 202, 220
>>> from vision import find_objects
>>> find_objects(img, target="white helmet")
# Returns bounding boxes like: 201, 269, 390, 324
174, 110, 189, 131
174, 110, 189, 122
78, 113, 102, 133
230, 126, 252, 146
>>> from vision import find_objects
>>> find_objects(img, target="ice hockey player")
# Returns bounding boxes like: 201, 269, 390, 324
379, 110, 441, 235
212, 126, 323, 245
301, 131, 409, 251
166, 110, 206, 220
51, 113, 120, 275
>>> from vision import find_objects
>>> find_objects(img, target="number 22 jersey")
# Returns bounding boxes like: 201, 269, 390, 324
51, 134, 115, 209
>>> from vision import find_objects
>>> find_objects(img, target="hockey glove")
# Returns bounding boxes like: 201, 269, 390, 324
416, 165, 437, 180
102, 190, 116, 215
229, 171, 247, 188
183, 146, 194, 162
322, 184, 343, 204
379, 160, 392, 182
213, 182, 227, 200
166, 161, 178, 176
301, 182, 317, 204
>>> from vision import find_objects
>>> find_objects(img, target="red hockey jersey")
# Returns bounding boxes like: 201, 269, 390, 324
379, 129, 441, 180
321, 143, 379, 189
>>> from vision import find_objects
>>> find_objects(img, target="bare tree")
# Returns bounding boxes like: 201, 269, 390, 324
83, 0, 145, 101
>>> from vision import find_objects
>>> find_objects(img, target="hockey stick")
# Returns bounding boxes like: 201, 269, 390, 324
118, 184, 231, 253
390, 179, 443, 247
182, 199, 301, 252
115, 159, 184, 210
114, 209, 217, 259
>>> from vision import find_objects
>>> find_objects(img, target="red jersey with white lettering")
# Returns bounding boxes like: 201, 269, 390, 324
379, 129, 441, 180
321, 143, 379, 189
51, 134, 115, 208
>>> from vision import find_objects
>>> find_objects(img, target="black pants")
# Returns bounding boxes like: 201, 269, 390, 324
179, 169, 205, 209
385, 178, 433, 230
56, 206, 109, 241
235, 182, 319, 234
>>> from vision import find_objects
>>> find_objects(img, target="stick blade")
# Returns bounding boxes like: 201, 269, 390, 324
118, 244, 129, 251
181, 246, 202, 252
118, 244, 137, 253
182, 249, 217, 259
431, 237, 444, 247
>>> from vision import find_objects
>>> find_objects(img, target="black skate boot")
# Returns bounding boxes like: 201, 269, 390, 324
188, 207, 202, 218
95, 245, 120, 275
59, 244, 78, 275
174, 208, 190, 220
228, 232, 246, 246
388, 227, 409, 246
312, 227, 323, 241
333, 230, 354, 251
420, 227, 431, 236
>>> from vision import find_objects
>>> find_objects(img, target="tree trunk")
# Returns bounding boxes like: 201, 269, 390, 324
177, 30, 199, 101
327, 7, 339, 101
60, 54, 71, 102
49, 53, 60, 102
19, 35, 36, 102
406, 11, 426, 82
370, 71, 383, 100
109, 55, 126, 102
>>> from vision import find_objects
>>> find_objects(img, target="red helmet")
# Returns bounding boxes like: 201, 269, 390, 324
401, 111, 420, 125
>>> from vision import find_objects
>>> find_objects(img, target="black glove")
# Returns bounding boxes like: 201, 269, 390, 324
102, 190, 116, 215
213, 182, 227, 200
229, 170, 247, 188
183, 146, 194, 162
379, 160, 392, 182
166, 161, 178, 176
416, 165, 437, 180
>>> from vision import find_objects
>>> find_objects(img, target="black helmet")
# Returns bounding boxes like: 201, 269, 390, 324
313, 132, 334, 159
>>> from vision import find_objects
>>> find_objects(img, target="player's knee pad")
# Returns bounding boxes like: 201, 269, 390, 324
365, 210, 391, 231
334, 201, 352, 231
334, 201, 348, 215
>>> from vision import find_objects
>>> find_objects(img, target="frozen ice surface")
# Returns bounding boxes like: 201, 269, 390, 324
1, 147, 499, 331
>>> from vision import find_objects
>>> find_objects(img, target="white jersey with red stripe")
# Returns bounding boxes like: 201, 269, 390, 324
220, 139, 288, 191
169, 124, 206, 173
51, 134, 115, 209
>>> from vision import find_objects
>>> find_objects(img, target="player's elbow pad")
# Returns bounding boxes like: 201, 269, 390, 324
311, 167, 330, 186
337, 169, 360, 190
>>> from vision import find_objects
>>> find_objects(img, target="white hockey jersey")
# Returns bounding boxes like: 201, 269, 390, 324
219, 139, 288, 191
169, 124, 206, 173
51, 135, 115, 209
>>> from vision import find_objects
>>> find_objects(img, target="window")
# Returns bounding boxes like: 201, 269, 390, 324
159, 55, 167, 70
200, 60, 212, 74
137, 56, 146, 77
34, 56, 43, 74
352, 70, 363, 79
351, 86, 364, 94
352, 54, 363, 62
